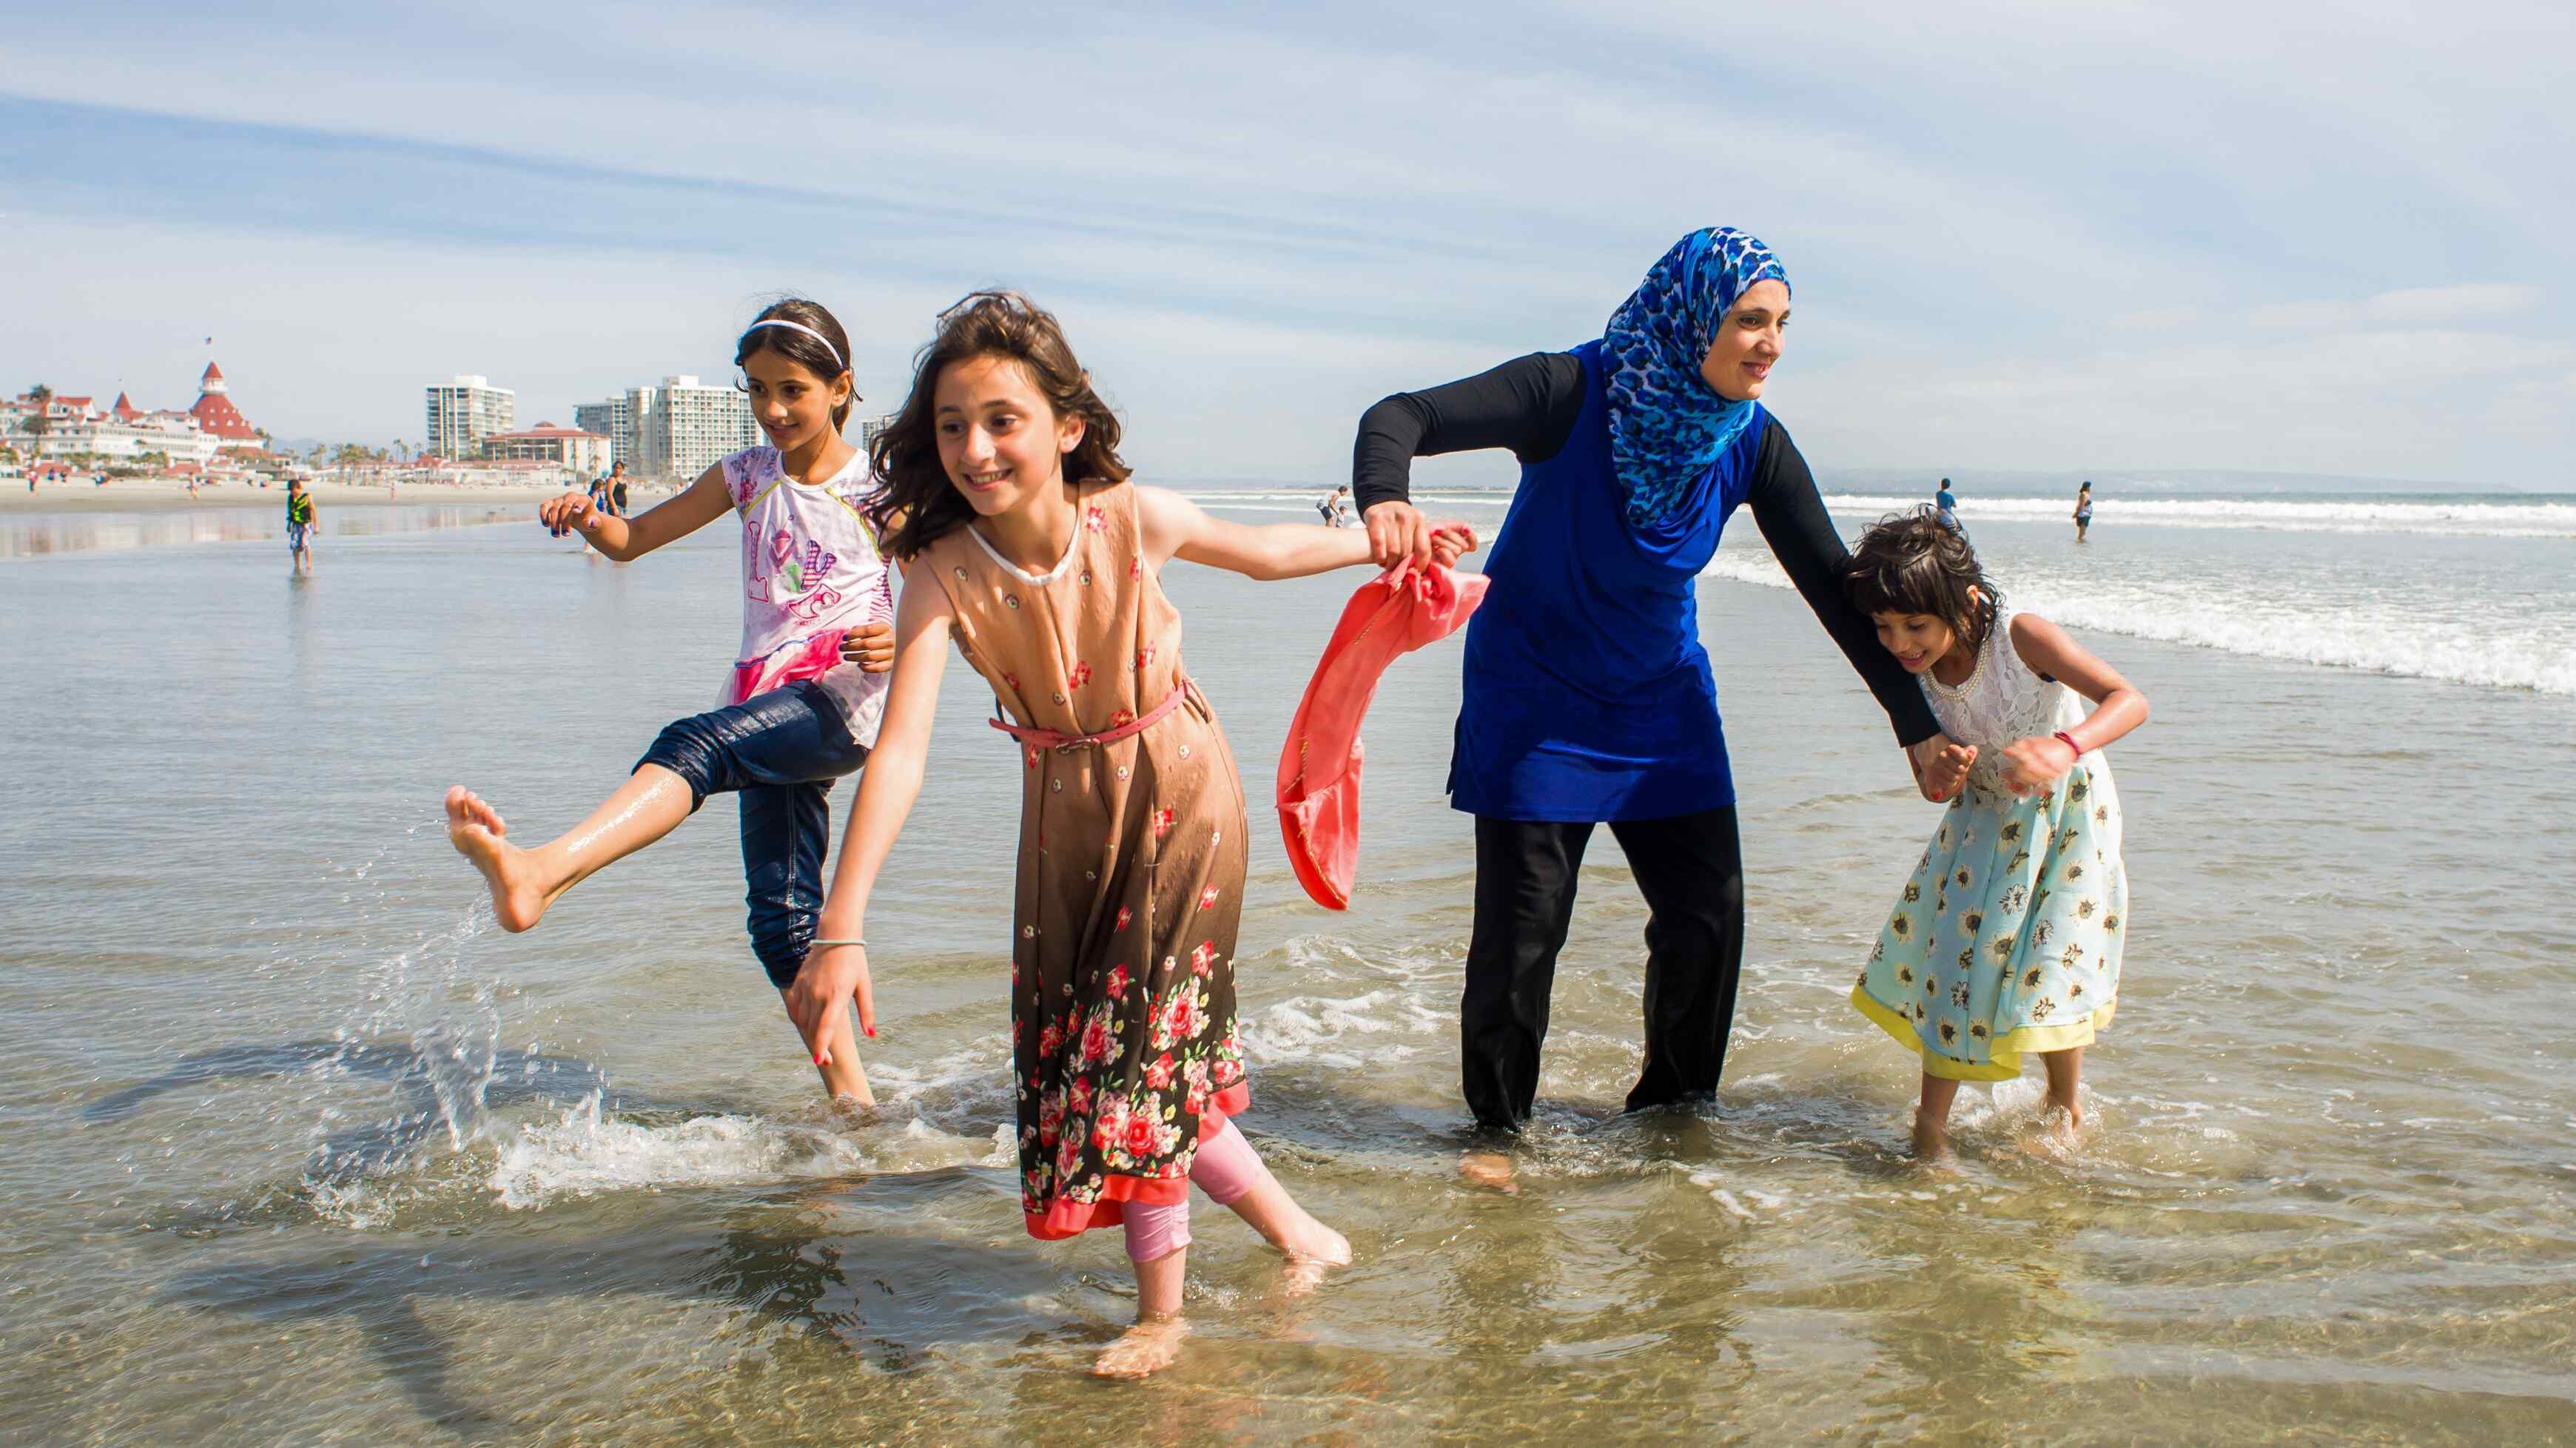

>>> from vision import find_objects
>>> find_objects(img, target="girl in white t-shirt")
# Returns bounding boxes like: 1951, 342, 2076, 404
443, 299, 898, 1104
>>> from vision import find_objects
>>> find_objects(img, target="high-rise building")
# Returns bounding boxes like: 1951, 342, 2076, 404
424, 375, 516, 459
633, 375, 759, 482
574, 390, 654, 469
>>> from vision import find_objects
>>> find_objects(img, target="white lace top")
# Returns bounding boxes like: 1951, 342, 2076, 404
1920, 608, 2087, 794
720, 446, 894, 748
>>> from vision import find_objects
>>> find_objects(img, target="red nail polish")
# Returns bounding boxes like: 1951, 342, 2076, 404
864, 1026, 875, 1037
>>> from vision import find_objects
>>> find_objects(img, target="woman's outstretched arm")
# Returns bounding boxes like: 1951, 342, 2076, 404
787, 561, 956, 1070
1744, 420, 1944, 749
1351, 351, 1585, 568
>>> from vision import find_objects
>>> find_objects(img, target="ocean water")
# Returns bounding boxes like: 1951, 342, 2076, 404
1, 483, 2572, 1444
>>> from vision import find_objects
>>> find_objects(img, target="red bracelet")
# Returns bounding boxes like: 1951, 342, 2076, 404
2054, 730, 2082, 760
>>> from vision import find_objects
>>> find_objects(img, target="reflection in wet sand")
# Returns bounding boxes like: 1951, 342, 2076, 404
1, 505, 523, 558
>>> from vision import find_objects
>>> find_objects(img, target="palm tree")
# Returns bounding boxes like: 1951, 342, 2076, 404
24, 384, 53, 451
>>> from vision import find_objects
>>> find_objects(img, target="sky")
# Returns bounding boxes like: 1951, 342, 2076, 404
4, 1, 2571, 488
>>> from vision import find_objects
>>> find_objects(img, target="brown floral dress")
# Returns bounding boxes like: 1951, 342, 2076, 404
921, 480, 1251, 1240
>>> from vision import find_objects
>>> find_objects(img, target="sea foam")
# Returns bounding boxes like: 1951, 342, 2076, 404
1698, 552, 2575, 696
1823, 494, 2576, 539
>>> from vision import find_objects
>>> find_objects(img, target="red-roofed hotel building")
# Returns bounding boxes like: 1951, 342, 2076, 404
478, 423, 610, 475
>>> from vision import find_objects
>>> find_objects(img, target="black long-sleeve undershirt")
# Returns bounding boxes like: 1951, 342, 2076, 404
1351, 353, 1942, 747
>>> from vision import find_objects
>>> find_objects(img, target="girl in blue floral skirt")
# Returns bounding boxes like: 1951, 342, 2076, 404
1844, 510, 2150, 1161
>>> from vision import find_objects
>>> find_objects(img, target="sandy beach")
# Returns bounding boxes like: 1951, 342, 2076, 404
0, 479, 653, 514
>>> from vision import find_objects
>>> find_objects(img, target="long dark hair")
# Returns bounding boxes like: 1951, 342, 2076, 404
866, 290, 1130, 559
734, 298, 855, 431
1843, 507, 2000, 654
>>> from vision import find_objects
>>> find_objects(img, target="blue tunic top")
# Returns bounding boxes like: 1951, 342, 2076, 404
1450, 342, 1766, 822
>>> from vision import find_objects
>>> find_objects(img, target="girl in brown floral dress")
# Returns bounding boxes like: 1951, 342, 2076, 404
784, 291, 1473, 1378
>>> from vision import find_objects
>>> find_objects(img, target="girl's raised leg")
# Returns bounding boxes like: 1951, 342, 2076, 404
445, 766, 694, 932
1194, 1119, 1351, 1293
1912, 1071, 1963, 1168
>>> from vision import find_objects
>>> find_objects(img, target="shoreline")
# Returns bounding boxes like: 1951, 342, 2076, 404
0, 480, 658, 514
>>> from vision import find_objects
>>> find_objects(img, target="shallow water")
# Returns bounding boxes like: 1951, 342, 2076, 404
3, 495, 2572, 1444
0, 502, 527, 559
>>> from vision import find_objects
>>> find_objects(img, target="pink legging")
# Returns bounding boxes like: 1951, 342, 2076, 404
1123, 1118, 1271, 1264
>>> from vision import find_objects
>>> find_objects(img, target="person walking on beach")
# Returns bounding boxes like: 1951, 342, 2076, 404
610, 460, 630, 517
442, 299, 899, 1105
1843, 509, 2148, 1163
1349, 227, 1961, 1185
1935, 477, 1960, 532
285, 479, 316, 574
2074, 480, 2094, 542
794, 291, 1476, 1378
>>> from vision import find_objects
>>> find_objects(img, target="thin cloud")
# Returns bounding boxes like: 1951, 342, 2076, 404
3, 1, 2570, 485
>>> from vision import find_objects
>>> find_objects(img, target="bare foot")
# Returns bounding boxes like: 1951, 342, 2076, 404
445, 787, 550, 932
1909, 1123, 1963, 1173
2017, 1108, 2082, 1161
1277, 1219, 1352, 1299
1458, 1148, 1519, 1194
1092, 1316, 1187, 1380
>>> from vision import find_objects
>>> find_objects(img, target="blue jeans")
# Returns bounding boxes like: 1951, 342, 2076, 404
636, 681, 867, 988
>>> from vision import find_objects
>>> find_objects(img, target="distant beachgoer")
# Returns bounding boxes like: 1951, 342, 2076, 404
610, 461, 630, 516
441, 298, 900, 1105
1843, 508, 2148, 1164
286, 479, 315, 574
1331, 484, 1353, 527
1349, 227, 1957, 1185
2074, 480, 2094, 542
1316, 488, 1339, 525
1935, 477, 1960, 531
808, 292, 1470, 1378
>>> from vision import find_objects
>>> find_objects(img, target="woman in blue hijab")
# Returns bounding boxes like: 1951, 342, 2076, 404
1352, 228, 1960, 1161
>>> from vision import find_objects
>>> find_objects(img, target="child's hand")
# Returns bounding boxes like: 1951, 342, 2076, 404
1911, 735, 1977, 802
785, 940, 876, 1068
1428, 522, 1479, 569
537, 491, 595, 535
1999, 735, 2079, 796
840, 620, 896, 673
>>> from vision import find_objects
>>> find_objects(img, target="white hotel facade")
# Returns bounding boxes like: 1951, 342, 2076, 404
424, 375, 517, 459
575, 377, 761, 481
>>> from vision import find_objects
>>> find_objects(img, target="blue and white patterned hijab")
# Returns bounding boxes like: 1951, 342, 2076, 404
1602, 226, 1788, 528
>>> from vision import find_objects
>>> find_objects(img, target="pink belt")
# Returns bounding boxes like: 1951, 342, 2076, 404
989, 680, 1193, 753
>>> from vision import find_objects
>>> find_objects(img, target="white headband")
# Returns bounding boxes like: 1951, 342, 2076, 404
742, 318, 845, 371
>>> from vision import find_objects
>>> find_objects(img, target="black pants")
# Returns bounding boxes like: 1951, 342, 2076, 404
1462, 807, 1746, 1134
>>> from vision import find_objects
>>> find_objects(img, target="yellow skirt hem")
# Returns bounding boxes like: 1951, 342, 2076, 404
1850, 983, 2116, 1082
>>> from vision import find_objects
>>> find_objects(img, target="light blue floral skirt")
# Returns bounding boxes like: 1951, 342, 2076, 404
1852, 758, 2127, 1081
